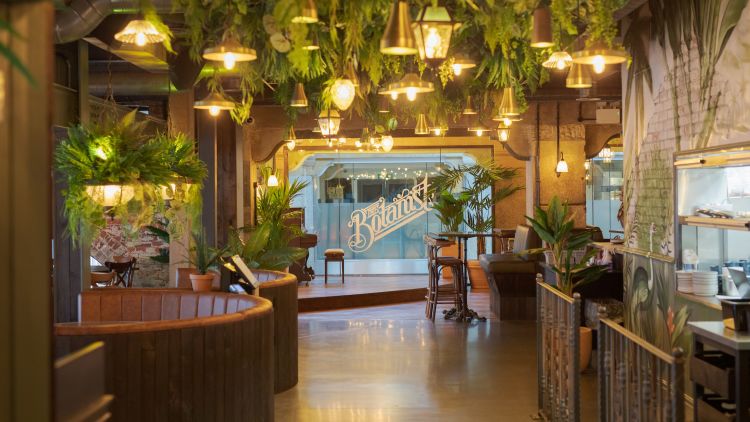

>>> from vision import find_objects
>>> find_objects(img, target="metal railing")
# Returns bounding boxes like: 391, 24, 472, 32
536, 275, 581, 422
598, 308, 685, 421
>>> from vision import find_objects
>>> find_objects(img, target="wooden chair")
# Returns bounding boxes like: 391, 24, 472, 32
324, 248, 345, 284
105, 257, 137, 287
90, 271, 115, 288
423, 235, 464, 321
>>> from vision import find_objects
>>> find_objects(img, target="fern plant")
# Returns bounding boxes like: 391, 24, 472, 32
226, 223, 307, 271
54, 110, 207, 246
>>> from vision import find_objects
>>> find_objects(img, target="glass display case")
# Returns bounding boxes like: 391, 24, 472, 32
675, 144, 750, 296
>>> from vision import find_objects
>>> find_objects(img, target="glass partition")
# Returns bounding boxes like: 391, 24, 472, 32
586, 152, 624, 239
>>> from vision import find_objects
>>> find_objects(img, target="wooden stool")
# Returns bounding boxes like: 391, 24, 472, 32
424, 235, 464, 321
324, 249, 345, 284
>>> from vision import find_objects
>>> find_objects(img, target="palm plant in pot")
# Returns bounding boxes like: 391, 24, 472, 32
525, 196, 608, 370
431, 160, 521, 288
226, 222, 307, 271
186, 229, 226, 292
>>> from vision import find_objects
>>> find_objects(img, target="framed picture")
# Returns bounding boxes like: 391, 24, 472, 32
230, 255, 260, 290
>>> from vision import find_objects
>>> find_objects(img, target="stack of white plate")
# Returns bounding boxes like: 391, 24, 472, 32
692, 271, 719, 296
676, 271, 693, 293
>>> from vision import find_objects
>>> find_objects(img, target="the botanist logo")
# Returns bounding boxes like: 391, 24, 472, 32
347, 177, 431, 253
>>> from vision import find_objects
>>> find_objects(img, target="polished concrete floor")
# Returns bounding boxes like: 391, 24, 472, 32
276, 292, 596, 421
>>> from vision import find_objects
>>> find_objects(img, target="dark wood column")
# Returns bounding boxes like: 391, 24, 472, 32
0, 2, 54, 421
196, 110, 237, 246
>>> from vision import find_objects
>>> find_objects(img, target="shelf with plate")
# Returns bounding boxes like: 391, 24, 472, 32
678, 215, 750, 231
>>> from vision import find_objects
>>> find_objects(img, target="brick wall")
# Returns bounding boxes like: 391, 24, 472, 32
90, 218, 170, 287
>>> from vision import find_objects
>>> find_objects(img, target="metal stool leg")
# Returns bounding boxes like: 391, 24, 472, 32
324, 259, 328, 284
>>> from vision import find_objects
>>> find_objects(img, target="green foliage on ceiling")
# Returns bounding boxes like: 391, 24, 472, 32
169, 0, 625, 125
54, 110, 207, 246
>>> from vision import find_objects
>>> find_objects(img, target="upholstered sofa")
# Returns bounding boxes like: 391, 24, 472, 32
55, 289, 275, 422
479, 225, 542, 320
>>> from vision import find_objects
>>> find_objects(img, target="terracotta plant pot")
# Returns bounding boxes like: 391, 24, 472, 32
579, 326, 593, 371
440, 243, 459, 279
467, 259, 489, 289
189, 273, 214, 292
177, 267, 200, 288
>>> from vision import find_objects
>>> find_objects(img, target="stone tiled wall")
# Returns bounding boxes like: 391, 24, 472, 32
90, 219, 170, 287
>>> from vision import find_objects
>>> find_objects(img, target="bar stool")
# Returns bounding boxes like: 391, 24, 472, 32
324, 248, 345, 284
423, 235, 464, 321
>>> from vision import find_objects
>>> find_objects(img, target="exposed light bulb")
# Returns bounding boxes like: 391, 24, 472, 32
209, 106, 221, 116
224, 52, 237, 70
390, 92, 398, 100
432, 128, 442, 136
424, 28, 441, 58
267, 174, 279, 187
475, 129, 484, 137
557, 59, 567, 70
452, 64, 462, 76
135, 32, 147, 47
503, 117, 512, 127
381, 135, 394, 152
406, 87, 418, 101
592, 55, 606, 74
499, 130, 509, 142
287, 140, 296, 150
355, 140, 362, 148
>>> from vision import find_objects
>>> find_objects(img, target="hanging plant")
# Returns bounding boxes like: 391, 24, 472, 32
54, 110, 207, 246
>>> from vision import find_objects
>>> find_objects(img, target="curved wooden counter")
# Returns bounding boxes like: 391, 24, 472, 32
254, 270, 298, 393
55, 290, 274, 422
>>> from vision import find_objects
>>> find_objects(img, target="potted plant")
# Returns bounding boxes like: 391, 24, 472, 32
432, 160, 521, 288
186, 229, 226, 292
525, 196, 608, 370
227, 222, 308, 271
431, 190, 470, 279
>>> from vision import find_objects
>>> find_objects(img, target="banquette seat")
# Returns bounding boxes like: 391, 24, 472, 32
55, 289, 275, 422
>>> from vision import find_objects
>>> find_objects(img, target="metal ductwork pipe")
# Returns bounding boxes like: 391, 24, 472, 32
55, 0, 174, 44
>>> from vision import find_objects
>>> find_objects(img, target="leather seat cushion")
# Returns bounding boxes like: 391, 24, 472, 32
479, 253, 537, 274
324, 248, 345, 257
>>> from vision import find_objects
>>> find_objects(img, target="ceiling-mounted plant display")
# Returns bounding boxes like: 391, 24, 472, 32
171, 0, 626, 126
54, 110, 207, 246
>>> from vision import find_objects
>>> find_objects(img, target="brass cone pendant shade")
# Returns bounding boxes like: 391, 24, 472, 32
202, 36, 257, 70
499, 87, 520, 116
415, 114, 430, 135
292, 0, 319, 23
543, 51, 573, 70
462, 96, 477, 115
531, 7, 553, 48
194, 91, 235, 116
114, 19, 166, 46
290, 82, 309, 107
566, 63, 593, 88
380, 0, 417, 55
571, 41, 628, 65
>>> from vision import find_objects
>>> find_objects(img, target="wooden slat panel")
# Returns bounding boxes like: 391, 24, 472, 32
179, 328, 193, 420
197, 295, 213, 317
154, 331, 169, 421
100, 294, 123, 321
141, 332, 156, 422
179, 294, 197, 319
141, 295, 162, 321
126, 334, 142, 420
204, 325, 216, 421
112, 335, 128, 419
80, 295, 102, 322
161, 294, 180, 320
216, 323, 226, 421
192, 327, 205, 422
122, 294, 142, 321
167, 329, 181, 421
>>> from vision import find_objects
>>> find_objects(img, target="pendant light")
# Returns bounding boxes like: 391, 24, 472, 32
114, 19, 166, 47
499, 87, 520, 117
302, 31, 320, 50
451, 54, 476, 76
291, 0, 318, 23
194, 91, 235, 116
318, 109, 341, 136
543, 51, 573, 70
389, 73, 434, 101
377, 96, 390, 113
530, 6, 553, 48
467, 117, 487, 137
415, 114, 430, 135
380, 0, 417, 55
572, 40, 628, 74
290, 82, 309, 107
566, 63, 593, 88
202, 36, 257, 70
554, 103, 568, 176
496, 122, 510, 142
286, 126, 297, 150
330, 78, 356, 111
430, 126, 447, 136
379, 87, 399, 100
412, 2, 458, 67
267, 173, 279, 186
462, 96, 477, 115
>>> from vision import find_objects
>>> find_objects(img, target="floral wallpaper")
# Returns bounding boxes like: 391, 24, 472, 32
621, 0, 750, 349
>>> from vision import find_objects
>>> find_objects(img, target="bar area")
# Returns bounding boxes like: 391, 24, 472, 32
4, 0, 750, 421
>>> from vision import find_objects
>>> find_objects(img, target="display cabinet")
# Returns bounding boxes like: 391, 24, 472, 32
675, 143, 750, 301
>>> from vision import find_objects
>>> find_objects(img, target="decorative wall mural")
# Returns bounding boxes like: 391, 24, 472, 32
347, 177, 431, 253
621, 0, 750, 349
